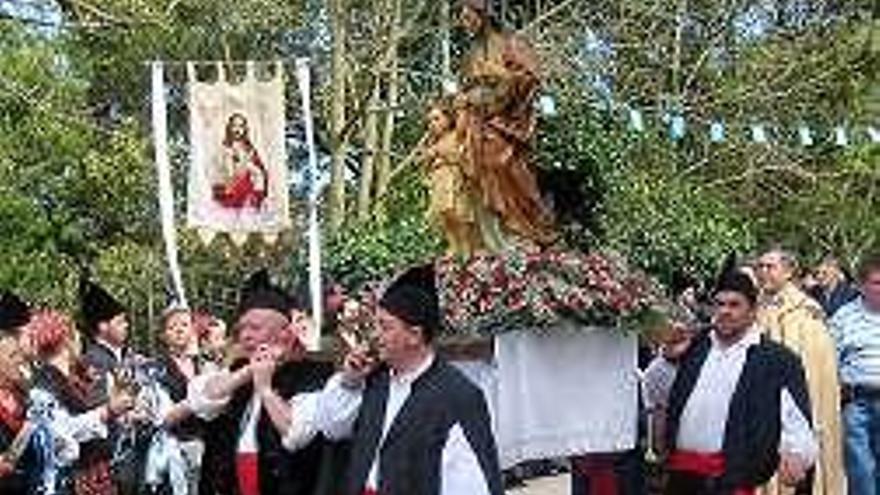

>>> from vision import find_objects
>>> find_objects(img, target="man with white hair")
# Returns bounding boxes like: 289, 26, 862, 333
756, 248, 845, 494
188, 271, 343, 495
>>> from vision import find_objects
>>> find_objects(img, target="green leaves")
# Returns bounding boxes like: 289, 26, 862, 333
0, 22, 155, 310
317, 168, 443, 289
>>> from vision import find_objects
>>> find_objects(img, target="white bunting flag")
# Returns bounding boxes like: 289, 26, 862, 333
628, 108, 645, 132
751, 124, 768, 144
710, 121, 725, 143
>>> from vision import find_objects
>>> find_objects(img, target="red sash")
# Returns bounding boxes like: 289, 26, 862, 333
667, 450, 756, 495
236, 452, 260, 495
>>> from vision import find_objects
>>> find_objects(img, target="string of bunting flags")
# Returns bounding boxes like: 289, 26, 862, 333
536, 95, 879, 148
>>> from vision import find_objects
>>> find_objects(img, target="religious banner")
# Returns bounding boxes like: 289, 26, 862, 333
186, 61, 290, 244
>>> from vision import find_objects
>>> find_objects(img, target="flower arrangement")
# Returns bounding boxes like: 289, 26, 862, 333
436, 248, 669, 336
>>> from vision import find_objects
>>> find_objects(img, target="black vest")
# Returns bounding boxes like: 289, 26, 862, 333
199, 358, 343, 495
343, 358, 503, 495
155, 352, 205, 440
81, 340, 123, 407
666, 332, 811, 490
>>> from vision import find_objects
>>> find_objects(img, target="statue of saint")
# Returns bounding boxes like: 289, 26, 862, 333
455, 0, 557, 251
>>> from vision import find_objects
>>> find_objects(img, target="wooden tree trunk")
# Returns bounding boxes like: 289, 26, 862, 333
375, 0, 403, 217
328, 0, 349, 232
358, 79, 381, 219
440, 0, 452, 80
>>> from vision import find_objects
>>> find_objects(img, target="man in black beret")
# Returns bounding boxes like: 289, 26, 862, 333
302, 263, 504, 495
79, 278, 131, 403
187, 270, 341, 495
644, 259, 818, 494
77, 278, 146, 494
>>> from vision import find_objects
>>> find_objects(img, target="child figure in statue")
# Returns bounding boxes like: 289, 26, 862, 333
422, 99, 483, 255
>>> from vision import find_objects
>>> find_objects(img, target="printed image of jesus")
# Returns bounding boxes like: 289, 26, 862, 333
212, 113, 269, 209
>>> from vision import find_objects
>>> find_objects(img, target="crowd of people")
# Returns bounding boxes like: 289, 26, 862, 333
0, 264, 501, 495
567, 249, 878, 495
0, 247, 877, 495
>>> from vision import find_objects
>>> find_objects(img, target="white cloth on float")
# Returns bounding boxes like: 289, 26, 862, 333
452, 322, 639, 468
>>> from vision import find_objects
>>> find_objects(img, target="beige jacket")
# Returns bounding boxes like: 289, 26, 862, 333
758, 283, 846, 495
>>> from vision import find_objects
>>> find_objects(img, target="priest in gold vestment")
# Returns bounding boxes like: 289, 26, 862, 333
756, 249, 846, 495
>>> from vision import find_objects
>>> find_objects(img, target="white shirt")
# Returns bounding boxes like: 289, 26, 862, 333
28, 388, 108, 466
645, 326, 818, 463
829, 298, 880, 386
187, 370, 320, 454
238, 396, 261, 453
305, 354, 493, 495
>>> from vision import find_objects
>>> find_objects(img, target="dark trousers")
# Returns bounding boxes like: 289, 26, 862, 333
570, 450, 644, 495
664, 470, 742, 495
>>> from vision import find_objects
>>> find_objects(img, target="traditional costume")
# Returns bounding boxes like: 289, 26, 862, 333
30, 364, 115, 495
27, 309, 116, 495
141, 343, 208, 495
154, 351, 204, 446
78, 279, 143, 495
188, 273, 343, 495
79, 279, 130, 405
310, 264, 504, 495
757, 282, 846, 495
646, 268, 818, 494
0, 291, 34, 495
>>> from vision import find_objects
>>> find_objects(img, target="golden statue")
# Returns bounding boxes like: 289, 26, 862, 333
454, 0, 557, 252
421, 99, 483, 255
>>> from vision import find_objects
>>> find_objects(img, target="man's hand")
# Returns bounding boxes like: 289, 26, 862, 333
106, 389, 136, 419
340, 346, 376, 388
252, 344, 280, 395
661, 322, 694, 361
778, 453, 809, 486
0, 454, 14, 477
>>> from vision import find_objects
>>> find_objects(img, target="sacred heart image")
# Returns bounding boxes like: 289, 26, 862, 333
186, 61, 291, 238
213, 112, 268, 210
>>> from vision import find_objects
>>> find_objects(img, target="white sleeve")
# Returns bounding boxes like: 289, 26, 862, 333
779, 387, 819, 466
186, 369, 232, 420
315, 373, 363, 440
50, 406, 107, 466
440, 423, 491, 495
643, 356, 678, 410
281, 392, 320, 452
63, 408, 108, 442
53, 427, 80, 466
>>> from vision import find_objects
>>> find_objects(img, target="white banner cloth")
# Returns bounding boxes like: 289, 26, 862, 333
186, 61, 290, 237
151, 62, 187, 306
294, 58, 322, 351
